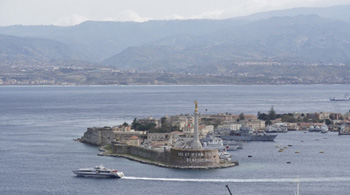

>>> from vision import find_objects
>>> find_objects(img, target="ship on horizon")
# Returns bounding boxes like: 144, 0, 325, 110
330, 93, 350, 101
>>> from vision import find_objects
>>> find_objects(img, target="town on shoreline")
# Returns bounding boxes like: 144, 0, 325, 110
79, 105, 350, 169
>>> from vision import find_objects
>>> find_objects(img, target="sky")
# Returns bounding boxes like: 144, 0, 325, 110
1, 0, 350, 26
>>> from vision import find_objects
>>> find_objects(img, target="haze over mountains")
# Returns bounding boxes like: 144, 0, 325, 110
1, 5, 350, 73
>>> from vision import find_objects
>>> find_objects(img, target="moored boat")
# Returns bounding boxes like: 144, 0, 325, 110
218, 127, 277, 141
321, 125, 329, 133
72, 165, 124, 178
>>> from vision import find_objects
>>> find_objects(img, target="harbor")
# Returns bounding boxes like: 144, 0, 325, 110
2, 85, 350, 195
80, 101, 350, 170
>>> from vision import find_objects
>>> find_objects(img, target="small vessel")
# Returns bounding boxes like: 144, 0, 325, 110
330, 93, 350, 101
222, 140, 243, 150
339, 123, 350, 135
201, 137, 226, 151
309, 125, 321, 132
265, 123, 288, 133
201, 135, 240, 151
72, 165, 124, 178
321, 125, 329, 133
219, 150, 232, 161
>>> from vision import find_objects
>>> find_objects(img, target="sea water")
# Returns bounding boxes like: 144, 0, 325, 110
1, 85, 350, 195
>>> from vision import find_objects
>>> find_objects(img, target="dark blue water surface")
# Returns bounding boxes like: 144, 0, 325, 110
1, 85, 350, 195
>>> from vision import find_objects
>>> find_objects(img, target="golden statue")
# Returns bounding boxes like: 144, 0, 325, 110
194, 100, 198, 112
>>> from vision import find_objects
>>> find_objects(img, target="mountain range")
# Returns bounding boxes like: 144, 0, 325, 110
1, 5, 350, 73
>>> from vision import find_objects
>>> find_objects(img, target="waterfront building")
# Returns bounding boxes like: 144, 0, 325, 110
286, 123, 299, 130
343, 111, 350, 120
113, 125, 132, 132
147, 132, 173, 146
183, 125, 214, 138
81, 126, 146, 146
169, 115, 194, 130
138, 117, 162, 128
330, 113, 342, 120
217, 123, 242, 131
318, 112, 330, 120
126, 136, 140, 146
242, 119, 266, 130
299, 122, 325, 130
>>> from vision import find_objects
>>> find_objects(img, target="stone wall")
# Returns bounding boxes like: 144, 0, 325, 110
111, 141, 220, 167
169, 148, 219, 166
112, 142, 168, 162
81, 127, 146, 146
81, 127, 101, 145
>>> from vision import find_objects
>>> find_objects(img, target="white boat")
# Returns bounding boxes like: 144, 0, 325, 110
308, 125, 321, 132
201, 137, 226, 151
222, 140, 243, 150
265, 123, 288, 133
72, 165, 124, 178
330, 93, 350, 101
219, 150, 232, 161
321, 125, 329, 133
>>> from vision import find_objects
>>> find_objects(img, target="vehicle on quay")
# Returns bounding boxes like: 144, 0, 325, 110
72, 165, 124, 178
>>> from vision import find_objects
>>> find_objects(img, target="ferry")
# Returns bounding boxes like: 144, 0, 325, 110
329, 93, 350, 101
72, 165, 124, 178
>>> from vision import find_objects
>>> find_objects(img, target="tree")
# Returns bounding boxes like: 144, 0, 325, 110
239, 112, 245, 120
325, 119, 332, 126
269, 106, 276, 120
160, 117, 167, 126
122, 122, 128, 127
131, 118, 138, 129
258, 113, 269, 121
265, 120, 272, 125
281, 114, 296, 123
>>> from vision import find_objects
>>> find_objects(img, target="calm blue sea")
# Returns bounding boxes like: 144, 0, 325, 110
1, 85, 350, 195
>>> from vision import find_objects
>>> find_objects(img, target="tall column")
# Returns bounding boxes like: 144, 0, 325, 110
191, 100, 202, 150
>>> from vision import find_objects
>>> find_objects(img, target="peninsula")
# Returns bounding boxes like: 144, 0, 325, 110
79, 105, 350, 168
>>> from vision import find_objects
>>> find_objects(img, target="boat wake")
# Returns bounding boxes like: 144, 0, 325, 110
123, 176, 350, 183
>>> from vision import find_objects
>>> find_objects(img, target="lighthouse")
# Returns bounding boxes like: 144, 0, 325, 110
191, 100, 202, 150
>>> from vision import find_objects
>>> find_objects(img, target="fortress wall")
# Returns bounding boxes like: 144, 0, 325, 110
81, 128, 101, 145
169, 148, 220, 166
111, 142, 220, 167
112, 143, 165, 162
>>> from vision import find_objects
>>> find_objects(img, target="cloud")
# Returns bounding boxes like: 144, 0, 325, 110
103, 10, 152, 22
54, 14, 89, 26
191, 10, 225, 19
163, 10, 225, 21
164, 14, 186, 20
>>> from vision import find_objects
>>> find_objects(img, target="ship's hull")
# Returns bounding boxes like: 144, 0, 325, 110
309, 130, 321, 132
219, 135, 277, 141
330, 98, 350, 101
73, 170, 124, 178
